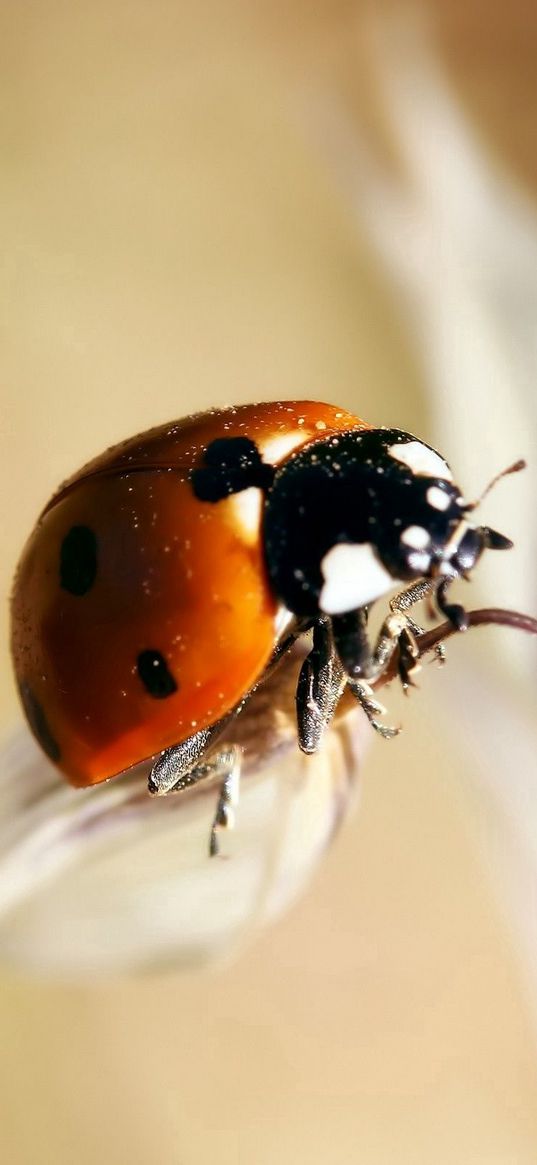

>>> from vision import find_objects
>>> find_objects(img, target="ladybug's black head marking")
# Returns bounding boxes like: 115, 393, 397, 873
263, 427, 515, 622
191, 437, 275, 503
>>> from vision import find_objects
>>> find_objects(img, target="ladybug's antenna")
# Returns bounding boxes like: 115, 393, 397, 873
465, 458, 526, 513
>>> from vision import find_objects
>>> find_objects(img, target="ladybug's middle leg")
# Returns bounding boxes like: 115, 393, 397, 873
296, 616, 400, 744
295, 618, 345, 755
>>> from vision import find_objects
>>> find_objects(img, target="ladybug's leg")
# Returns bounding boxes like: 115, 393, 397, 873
296, 618, 345, 755
332, 609, 420, 689
390, 579, 446, 668
368, 611, 422, 688
389, 578, 436, 635
296, 618, 400, 746
150, 740, 242, 862
346, 678, 400, 739
207, 747, 242, 858
148, 714, 243, 857
436, 579, 469, 632
148, 718, 234, 795
333, 578, 450, 695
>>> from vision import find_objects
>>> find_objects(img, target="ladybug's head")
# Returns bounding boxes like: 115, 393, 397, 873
263, 428, 519, 625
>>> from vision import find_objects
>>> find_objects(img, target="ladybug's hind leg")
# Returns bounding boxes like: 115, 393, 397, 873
148, 716, 243, 857
207, 747, 241, 857
160, 743, 241, 858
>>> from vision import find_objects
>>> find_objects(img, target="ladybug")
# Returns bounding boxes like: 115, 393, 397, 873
11, 400, 517, 855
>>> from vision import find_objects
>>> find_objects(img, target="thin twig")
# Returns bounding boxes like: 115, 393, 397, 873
416, 608, 537, 659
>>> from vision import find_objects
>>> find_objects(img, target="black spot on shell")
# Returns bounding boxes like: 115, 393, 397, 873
60, 526, 98, 596
137, 650, 178, 699
191, 436, 275, 502
18, 681, 61, 762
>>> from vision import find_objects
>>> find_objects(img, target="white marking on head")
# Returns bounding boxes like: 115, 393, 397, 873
426, 485, 451, 511
229, 487, 262, 544
388, 440, 453, 481
400, 525, 430, 551
319, 542, 396, 615
407, 550, 431, 574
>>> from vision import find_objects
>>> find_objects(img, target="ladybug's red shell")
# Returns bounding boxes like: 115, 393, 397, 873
11, 401, 367, 786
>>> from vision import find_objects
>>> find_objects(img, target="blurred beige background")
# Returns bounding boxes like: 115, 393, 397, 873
2, 2, 537, 1162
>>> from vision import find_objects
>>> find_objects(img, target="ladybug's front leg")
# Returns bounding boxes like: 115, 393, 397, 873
332, 608, 420, 691
389, 578, 436, 634
390, 579, 447, 670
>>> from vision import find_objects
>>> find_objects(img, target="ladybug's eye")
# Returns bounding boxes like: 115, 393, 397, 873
453, 528, 484, 574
